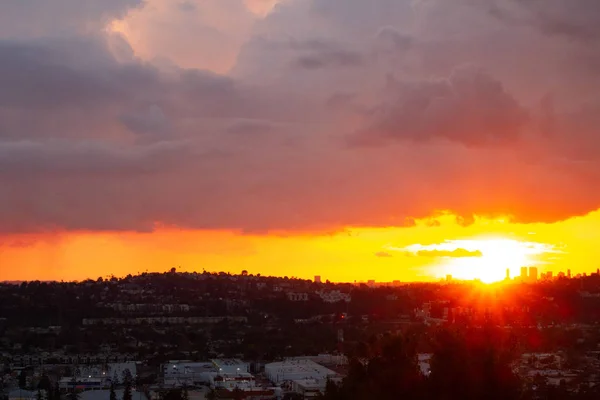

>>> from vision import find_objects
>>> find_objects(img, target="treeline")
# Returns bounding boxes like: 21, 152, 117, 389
320, 327, 600, 400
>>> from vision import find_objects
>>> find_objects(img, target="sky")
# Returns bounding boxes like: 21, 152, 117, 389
2, 0, 600, 282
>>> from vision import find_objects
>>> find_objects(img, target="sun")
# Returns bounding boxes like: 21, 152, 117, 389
440, 238, 548, 283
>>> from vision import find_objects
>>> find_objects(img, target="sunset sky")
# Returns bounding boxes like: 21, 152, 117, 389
2, 0, 600, 282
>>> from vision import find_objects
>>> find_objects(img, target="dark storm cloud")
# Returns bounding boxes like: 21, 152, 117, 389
293, 50, 363, 69
2, 0, 600, 235
352, 66, 528, 147
289, 39, 364, 69
0, 38, 158, 110
0, 0, 144, 37
0, 139, 190, 176
490, 0, 600, 42
120, 105, 171, 136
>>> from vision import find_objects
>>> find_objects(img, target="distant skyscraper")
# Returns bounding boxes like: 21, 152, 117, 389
520, 267, 528, 280
567, 269, 571, 279
314, 275, 321, 283
505, 268, 510, 280
547, 271, 553, 279
529, 267, 538, 282
446, 274, 452, 282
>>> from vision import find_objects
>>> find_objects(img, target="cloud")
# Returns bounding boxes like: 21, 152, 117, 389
488, 0, 600, 42
415, 249, 483, 258
290, 40, 364, 69
112, 0, 259, 73
0, 0, 143, 38
2, 0, 600, 235
351, 65, 529, 147
375, 251, 393, 258
120, 104, 171, 137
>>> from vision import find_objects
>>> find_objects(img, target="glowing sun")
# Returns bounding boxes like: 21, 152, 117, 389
441, 238, 553, 283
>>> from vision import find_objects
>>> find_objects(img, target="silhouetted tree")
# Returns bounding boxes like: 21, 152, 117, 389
231, 389, 245, 400
122, 380, 132, 400
428, 327, 521, 400
18, 370, 27, 389
110, 384, 117, 400
67, 387, 79, 400
53, 383, 60, 400
205, 390, 217, 400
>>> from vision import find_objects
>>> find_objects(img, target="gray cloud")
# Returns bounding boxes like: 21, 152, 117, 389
2, 0, 600, 235
488, 0, 600, 42
289, 39, 364, 69
120, 105, 171, 136
0, 0, 144, 38
351, 65, 528, 146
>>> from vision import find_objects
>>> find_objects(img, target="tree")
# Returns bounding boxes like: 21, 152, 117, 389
162, 390, 182, 400
38, 375, 52, 393
122, 381, 132, 400
428, 328, 521, 400
53, 383, 60, 400
110, 384, 117, 400
206, 390, 217, 400
36, 390, 43, 400
19, 370, 27, 389
231, 389, 244, 400
122, 369, 133, 386
67, 386, 79, 400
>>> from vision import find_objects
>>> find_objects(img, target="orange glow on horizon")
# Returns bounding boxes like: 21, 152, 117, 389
2, 209, 600, 283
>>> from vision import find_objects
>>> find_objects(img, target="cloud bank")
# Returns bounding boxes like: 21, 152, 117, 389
2, 0, 600, 234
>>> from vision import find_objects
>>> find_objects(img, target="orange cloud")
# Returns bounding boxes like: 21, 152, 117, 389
415, 249, 483, 258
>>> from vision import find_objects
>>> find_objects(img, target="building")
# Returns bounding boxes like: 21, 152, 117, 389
505, 269, 510, 280
418, 354, 432, 376
212, 359, 249, 375
287, 292, 309, 302
8, 390, 35, 400
59, 377, 105, 391
162, 361, 217, 386
80, 390, 147, 400
314, 276, 321, 284
74, 362, 137, 384
265, 359, 337, 385
317, 290, 351, 303
446, 275, 452, 282
520, 267, 528, 281
567, 269, 571, 278
529, 267, 538, 282
213, 373, 256, 391
291, 379, 326, 398
546, 271, 553, 280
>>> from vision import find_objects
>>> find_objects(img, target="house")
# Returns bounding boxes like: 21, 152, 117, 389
8, 389, 36, 400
